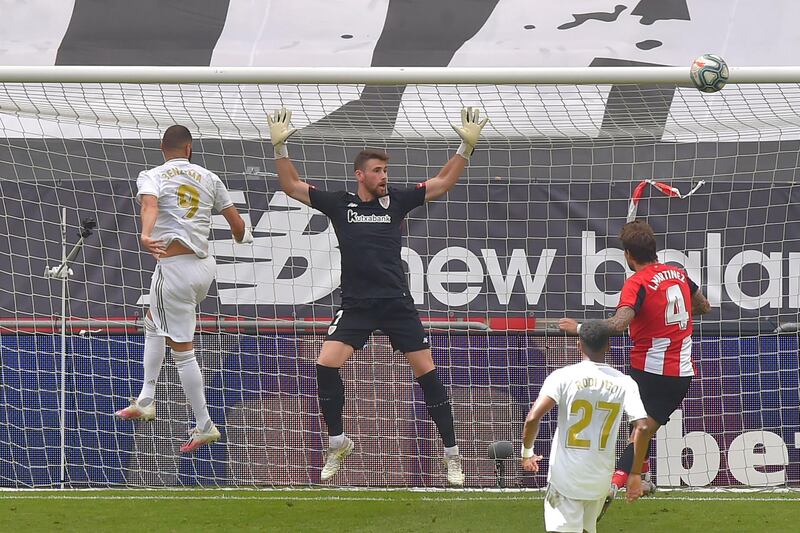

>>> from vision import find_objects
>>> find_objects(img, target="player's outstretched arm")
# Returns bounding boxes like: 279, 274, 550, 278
558, 308, 634, 336
520, 394, 554, 472
220, 205, 252, 244
602, 306, 636, 334
691, 290, 711, 316
268, 108, 311, 206
424, 107, 489, 202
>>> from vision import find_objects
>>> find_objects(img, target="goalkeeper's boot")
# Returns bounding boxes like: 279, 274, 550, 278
115, 398, 155, 422
598, 483, 618, 522
180, 423, 221, 453
320, 437, 354, 482
444, 454, 465, 487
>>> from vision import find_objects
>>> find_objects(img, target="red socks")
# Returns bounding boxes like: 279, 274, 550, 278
613, 459, 650, 489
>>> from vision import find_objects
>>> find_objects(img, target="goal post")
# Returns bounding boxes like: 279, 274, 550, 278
3, 65, 800, 83
0, 66, 798, 489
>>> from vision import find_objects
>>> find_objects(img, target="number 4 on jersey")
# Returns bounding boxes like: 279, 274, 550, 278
665, 284, 689, 330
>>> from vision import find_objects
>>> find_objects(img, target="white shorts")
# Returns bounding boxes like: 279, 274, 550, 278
543, 485, 605, 533
148, 254, 215, 343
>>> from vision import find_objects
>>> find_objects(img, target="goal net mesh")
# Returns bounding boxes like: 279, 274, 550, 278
0, 79, 797, 488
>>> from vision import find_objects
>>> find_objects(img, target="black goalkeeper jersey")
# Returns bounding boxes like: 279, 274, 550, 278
309, 184, 426, 303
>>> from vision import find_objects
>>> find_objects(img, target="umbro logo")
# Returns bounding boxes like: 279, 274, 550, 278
347, 203, 359, 207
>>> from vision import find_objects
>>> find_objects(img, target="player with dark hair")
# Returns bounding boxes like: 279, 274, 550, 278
267, 107, 488, 486
115, 125, 253, 453
560, 219, 711, 513
522, 320, 652, 533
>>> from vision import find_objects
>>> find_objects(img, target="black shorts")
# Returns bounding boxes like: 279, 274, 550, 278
325, 296, 429, 353
630, 368, 692, 426
325, 296, 430, 353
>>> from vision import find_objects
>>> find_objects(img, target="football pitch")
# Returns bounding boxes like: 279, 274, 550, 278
1, 490, 798, 532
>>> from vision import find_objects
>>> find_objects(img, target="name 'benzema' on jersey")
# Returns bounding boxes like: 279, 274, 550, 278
136, 158, 233, 258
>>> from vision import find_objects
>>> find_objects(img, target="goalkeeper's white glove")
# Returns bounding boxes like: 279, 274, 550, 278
267, 108, 297, 159
235, 226, 254, 244
451, 107, 489, 161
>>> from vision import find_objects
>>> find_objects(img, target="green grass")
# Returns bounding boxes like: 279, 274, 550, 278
1, 490, 799, 532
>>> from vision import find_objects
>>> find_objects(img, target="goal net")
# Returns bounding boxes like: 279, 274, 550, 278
0, 68, 798, 488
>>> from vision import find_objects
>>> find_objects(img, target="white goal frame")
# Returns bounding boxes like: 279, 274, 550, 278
2, 65, 800, 85
1, 65, 799, 491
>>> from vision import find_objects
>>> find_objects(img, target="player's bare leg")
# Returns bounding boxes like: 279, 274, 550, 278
406, 348, 463, 487
602, 416, 660, 519
317, 341, 356, 481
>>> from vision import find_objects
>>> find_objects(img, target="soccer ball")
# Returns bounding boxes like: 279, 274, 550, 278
690, 54, 729, 93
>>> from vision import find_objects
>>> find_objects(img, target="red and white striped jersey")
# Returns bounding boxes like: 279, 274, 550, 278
617, 263, 698, 377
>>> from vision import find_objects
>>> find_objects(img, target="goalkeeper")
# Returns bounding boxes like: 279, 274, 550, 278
115, 125, 252, 453
268, 107, 488, 486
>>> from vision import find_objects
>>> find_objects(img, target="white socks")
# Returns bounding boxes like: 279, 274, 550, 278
136, 318, 165, 407
329, 433, 348, 450
172, 349, 212, 432
444, 445, 460, 458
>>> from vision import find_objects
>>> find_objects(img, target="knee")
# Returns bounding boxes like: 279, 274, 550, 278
643, 419, 660, 439
172, 348, 195, 367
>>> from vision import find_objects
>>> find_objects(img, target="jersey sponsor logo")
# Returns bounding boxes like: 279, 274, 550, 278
379, 195, 390, 209
346, 209, 391, 224
648, 269, 686, 290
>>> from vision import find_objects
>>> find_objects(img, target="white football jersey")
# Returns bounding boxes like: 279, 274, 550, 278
136, 158, 233, 258
540, 360, 647, 500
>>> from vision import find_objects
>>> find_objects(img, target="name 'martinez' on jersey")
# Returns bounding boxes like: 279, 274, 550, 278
136, 158, 233, 258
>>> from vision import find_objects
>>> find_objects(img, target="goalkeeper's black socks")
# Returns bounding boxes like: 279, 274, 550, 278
417, 369, 457, 448
316, 364, 345, 437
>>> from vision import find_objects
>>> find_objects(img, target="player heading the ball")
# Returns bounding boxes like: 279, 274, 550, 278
560, 220, 711, 515
116, 125, 253, 454
268, 106, 488, 486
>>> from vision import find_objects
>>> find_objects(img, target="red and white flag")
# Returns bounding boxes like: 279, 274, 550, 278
627, 179, 705, 222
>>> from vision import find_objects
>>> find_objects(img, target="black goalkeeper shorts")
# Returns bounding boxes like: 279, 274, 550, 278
630, 368, 693, 426
325, 296, 429, 353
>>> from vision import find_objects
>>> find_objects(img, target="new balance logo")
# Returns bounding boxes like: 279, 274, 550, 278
347, 202, 358, 207
209, 191, 341, 305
